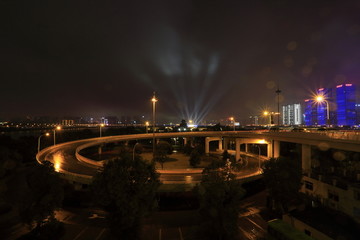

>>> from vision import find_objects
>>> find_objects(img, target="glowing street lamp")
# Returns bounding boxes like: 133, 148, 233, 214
145, 121, 149, 133
38, 132, 50, 152
263, 111, 271, 125
53, 126, 61, 145
315, 95, 330, 126
151, 92, 158, 158
99, 123, 105, 137
229, 117, 235, 131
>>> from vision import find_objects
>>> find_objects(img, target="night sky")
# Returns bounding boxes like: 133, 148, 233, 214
1, 0, 360, 124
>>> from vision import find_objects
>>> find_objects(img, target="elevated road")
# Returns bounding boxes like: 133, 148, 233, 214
36, 130, 360, 186
36, 132, 265, 185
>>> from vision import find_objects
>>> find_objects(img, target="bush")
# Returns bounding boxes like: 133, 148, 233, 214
18, 219, 65, 240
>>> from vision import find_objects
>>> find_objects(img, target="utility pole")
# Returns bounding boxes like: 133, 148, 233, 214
276, 87, 281, 126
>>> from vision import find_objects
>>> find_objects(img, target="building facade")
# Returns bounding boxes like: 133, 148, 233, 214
282, 103, 302, 125
303, 84, 357, 126
304, 99, 317, 126
336, 84, 356, 126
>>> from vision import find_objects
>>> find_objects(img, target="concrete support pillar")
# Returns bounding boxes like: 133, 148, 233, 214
245, 143, 249, 153
267, 142, 272, 158
183, 137, 187, 146
235, 138, 241, 161
218, 138, 223, 151
205, 137, 210, 154
273, 140, 280, 158
302, 144, 311, 173
224, 138, 229, 150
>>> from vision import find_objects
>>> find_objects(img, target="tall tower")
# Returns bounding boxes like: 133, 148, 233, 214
276, 87, 281, 126
336, 84, 356, 126
304, 99, 317, 126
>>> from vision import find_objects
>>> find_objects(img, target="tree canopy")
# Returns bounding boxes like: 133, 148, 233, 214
91, 153, 160, 239
262, 156, 302, 213
19, 161, 64, 229
197, 166, 245, 239
153, 141, 173, 169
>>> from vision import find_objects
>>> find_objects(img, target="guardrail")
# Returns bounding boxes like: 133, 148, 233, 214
75, 142, 106, 167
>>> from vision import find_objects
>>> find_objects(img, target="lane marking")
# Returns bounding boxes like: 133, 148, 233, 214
238, 226, 256, 239
178, 227, 183, 240
95, 228, 107, 240
247, 218, 266, 232
73, 227, 88, 240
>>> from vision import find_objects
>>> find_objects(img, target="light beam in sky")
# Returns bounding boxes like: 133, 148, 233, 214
130, 24, 231, 124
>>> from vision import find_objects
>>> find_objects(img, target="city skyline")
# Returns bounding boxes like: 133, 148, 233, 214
1, 1, 360, 123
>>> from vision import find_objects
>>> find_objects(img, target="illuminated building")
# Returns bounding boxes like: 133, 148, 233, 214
61, 119, 74, 126
336, 84, 356, 126
356, 103, 360, 125
304, 99, 317, 126
105, 116, 119, 125
282, 103, 302, 125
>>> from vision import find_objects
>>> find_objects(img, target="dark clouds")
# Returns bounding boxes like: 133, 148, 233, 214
1, 0, 360, 123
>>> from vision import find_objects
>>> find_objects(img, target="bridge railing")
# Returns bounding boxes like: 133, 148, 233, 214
307, 130, 360, 141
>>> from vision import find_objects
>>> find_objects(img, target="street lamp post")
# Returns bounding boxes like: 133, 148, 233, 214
151, 92, 158, 158
98, 123, 105, 155
276, 87, 281, 126
229, 117, 235, 131
38, 132, 50, 153
99, 123, 105, 138
53, 126, 61, 145
316, 95, 330, 127
263, 111, 271, 126
145, 121, 149, 134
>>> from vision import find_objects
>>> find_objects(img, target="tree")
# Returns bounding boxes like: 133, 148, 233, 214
179, 119, 188, 130
222, 150, 230, 161
189, 149, 201, 167
19, 161, 64, 230
153, 141, 173, 169
262, 157, 302, 213
183, 142, 193, 155
197, 167, 245, 239
91, 153, 160, 239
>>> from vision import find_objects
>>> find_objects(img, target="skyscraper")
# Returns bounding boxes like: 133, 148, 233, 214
282, 103, 302, 125
336, 84, 356, 126
304, 99, 317, 126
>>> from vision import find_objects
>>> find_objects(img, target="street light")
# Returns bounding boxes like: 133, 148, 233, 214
263, 111, 271, 126
315, 95, 330, 127
38, 132, 50, 152
151, 92, 158, 158
99, 123, 105, 137
229, 117, 235, 131
53, 126, 61, 145
98, 123, 105, 156
145, 121, 149, 133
